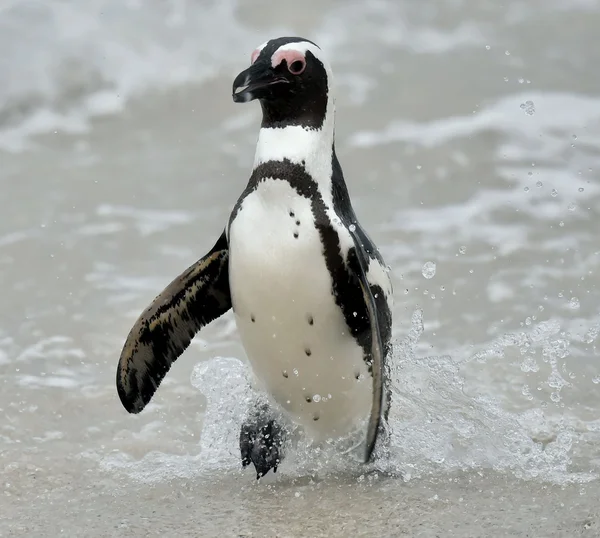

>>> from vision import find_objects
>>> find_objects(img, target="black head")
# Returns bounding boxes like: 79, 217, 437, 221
232, 37, 330, 129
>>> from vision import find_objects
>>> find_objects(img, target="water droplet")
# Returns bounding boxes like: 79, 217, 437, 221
592, 376, 600, 384
521, 358, 539, 373
551, 189, 558, 197
459, 246, 467, 255
521, 384, 534, 400
422, 261, 436, 279
536, 181, 543, 188
485, 45, 491, 50
349, 224, 356, 232
505, 50, 511, 56
584, 326, 599, 344
559, 221, 565, 227
313, 394, 321, 403
568, 203, 576, 211
524, 186, 530, 192
579, 187, 584, 193
520, 100, 535, 115
568, 297, 580, 309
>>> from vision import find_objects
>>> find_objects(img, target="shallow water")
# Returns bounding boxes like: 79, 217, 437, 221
2, 0, 600, 535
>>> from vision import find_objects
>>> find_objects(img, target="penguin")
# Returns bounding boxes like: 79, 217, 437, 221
116, 36, 393, 479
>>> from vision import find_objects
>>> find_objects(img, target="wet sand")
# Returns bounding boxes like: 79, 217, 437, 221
4, 462, 599, 537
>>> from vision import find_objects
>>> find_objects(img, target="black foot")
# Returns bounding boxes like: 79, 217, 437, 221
240, 405, 285, 479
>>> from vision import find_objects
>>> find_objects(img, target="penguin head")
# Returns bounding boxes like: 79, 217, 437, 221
232, 37, 332, 129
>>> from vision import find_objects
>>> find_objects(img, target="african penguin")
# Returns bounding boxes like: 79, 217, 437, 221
116, 37, 394, 479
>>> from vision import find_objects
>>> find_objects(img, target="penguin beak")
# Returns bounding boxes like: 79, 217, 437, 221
232, 62, 288, 103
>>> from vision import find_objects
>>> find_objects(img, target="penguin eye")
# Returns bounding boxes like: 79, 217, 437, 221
288, 59, 306, 75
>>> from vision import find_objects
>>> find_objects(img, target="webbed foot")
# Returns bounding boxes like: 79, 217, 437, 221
240, 404, 286, 479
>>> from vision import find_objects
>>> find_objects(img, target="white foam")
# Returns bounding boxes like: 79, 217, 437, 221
16, 335, 85, 362
350, 92, 600, 151
94, 204, 195, 236
0, 0, 257, 152
17, 375, 80, 389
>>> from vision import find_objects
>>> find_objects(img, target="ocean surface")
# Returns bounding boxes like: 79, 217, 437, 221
2, 0, 600, 536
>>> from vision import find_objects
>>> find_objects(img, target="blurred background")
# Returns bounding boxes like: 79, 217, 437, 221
2, 0, 600, 535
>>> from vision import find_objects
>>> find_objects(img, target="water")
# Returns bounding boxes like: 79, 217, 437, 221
2, 0, 600, 535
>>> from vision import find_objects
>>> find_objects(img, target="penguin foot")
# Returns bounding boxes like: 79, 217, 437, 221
240, 405, 286, 479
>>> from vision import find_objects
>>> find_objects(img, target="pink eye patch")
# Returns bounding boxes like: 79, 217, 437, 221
271, 49, 306, 74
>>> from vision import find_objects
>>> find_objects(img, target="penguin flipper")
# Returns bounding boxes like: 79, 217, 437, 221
116, 231, 231, 414
347, 237, 386, 464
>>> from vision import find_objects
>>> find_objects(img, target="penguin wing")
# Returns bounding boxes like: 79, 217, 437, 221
347, 231, 386, 463
116, 231, 231, 414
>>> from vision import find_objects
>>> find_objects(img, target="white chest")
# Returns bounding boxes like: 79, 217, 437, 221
228, 179, 371, 439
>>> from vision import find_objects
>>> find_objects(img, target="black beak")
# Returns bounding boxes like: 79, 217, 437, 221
232, 61, 288, 103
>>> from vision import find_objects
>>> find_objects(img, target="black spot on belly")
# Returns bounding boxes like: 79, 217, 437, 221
305, 395, 312, 403
282, 370, 288, 378
304, 348, 312, 357
293, 232, 299, 239
296, 220, 300, 226
251, 314, 255, 323
313, 413, 320, 421
307, 314, 314, 326
289, 210, 295, 217
354, 371, 361, 380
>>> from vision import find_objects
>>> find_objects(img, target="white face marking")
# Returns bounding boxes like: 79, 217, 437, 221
251, 41, 269, 64
253, 41, 336, 205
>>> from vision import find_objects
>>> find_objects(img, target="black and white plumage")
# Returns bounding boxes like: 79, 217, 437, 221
116, 37, 393, 479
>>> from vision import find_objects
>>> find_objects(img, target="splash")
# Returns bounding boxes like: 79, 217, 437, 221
103, 309, 596, 485
386, 310, 592, 483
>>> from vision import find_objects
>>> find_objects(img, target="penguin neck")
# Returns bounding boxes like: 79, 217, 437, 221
252, 100, 335, 190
